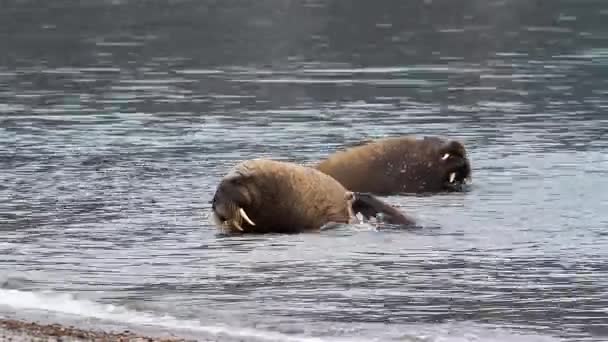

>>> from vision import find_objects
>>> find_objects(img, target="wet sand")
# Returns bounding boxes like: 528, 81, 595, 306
0, 318, 195, 342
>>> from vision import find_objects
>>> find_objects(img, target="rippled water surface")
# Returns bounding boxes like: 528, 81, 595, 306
1, 1, 607, 341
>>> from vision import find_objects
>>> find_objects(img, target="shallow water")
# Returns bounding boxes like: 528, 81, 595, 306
1, 1, 607, 341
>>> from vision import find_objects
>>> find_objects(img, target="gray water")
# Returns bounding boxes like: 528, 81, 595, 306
1, 1, 607, 341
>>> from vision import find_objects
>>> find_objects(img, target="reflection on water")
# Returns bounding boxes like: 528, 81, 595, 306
1, 0, 607, 341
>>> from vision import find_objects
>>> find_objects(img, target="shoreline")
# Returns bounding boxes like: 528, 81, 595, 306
0, 318, 196, 342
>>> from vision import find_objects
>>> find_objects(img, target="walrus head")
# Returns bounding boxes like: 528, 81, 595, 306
210, 168, 258, 234
436, 139, 472, 191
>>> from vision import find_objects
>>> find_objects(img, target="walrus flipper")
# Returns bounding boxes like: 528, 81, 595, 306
350, 192, 415, 226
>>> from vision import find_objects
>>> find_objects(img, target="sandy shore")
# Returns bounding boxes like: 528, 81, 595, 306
0, 318, 196, 342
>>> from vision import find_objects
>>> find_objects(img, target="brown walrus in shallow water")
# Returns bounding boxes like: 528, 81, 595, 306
211, 158, 415, 234
315, 135, 472, 196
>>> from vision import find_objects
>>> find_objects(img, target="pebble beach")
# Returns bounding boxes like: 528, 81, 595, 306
0, 318, 193, 342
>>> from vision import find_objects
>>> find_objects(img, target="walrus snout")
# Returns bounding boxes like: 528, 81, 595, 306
439, 140, 472, 189
211, 177, 257, 233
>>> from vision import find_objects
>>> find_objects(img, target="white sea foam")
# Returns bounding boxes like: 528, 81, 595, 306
0, 288, 340, 342
0, 288, 563, 342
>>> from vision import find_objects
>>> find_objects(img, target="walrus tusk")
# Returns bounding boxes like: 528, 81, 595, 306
442, 153, 450, 160
232, 220, 244, 231
449, 172, 456, 183
239, 207, 256, 226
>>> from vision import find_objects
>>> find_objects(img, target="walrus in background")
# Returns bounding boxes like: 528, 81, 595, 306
315, 136, 472, 196
210, 158, 415, 235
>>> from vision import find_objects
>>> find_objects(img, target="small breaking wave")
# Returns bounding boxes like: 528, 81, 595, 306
0, 288, 342, 342
0, 288, 563, 342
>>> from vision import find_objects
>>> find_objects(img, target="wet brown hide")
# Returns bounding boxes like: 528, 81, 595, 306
211, 159, 416, 234
315, 136, 472, 195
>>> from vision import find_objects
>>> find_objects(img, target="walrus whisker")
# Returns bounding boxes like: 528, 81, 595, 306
239, 207, 255, 226
221, 202, 244, 232
442, 153, 450, 160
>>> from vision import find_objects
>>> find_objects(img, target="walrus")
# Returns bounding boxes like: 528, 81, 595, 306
210, 158, 415, 234
315, 136, 472, 195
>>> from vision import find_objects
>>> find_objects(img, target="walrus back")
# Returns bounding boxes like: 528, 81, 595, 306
315, 136, 470, 195
315, 137, 417, 195
234, 159, 352, 232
